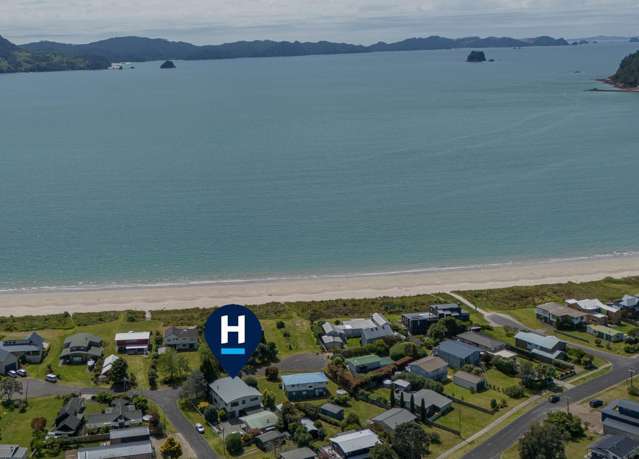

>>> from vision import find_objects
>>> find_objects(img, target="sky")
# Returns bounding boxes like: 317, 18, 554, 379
1, 0, 638, 45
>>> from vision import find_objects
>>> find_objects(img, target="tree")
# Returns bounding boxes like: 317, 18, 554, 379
420, 399, 426, 422
0, 378, 23, 402
31, 417, 47, 432
265, 366, 279, 381
203, 405, 218, 424
158, 348, 189, 383
160, 436, 182, 458
132, 395, 149, 412
262, 390, 276, 410
293, 424, 313, 446
409, 394, 415, 413
399, 391, 405, 408
109, 358, 129, 387
180, 370, 209, 404
545, 411, 585, 440
519, 422, 566, 459
344, 412, 361, 428
371, 443, 400, 459
392, 422, 430, 459
199, 346, 221, 382
390, 389, 396, 407
225, 432, 243, 455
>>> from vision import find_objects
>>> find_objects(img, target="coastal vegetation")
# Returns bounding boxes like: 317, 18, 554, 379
611, 50, 639, 87
467, 50, 487, 62
0, 34, 109, 74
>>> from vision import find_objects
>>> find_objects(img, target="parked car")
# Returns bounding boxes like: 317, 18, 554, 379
7, 370, 18, 378
589, 399, 604, 408
195, 423, 205, 434
16, 369, 27, 377
45, 374, 58, 383
548, 395, 560, 403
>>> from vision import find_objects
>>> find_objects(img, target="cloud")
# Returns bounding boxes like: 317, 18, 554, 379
1, 0, 637, 44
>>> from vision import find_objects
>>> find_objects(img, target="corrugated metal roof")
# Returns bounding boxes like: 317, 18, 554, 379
330, 429, 379, 453
282, 372, 328, 386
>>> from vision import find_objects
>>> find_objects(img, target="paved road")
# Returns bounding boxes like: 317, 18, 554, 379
450, 292, 637, 459
144, 388, 217, 459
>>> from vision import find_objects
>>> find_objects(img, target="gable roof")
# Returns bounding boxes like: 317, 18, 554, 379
456, 332, 504, 350
515, 331, 562, 349
0, 445, 28, 458
282, 372, 328, 387
77, 440, 153, 459
345, 354, 390, 367
115, 331, 150, 342
109, 426, 150, 441
436, 339, 481, 358
320, 403, 344, 415
209, 377, 261, 404
454, 370, 484, 384
410, 355, 448, 372
240, 410, 279, 430
410, 389, 452, 410
330, 429, 379, 453
64, 333, 102, 348
85, 398, 143, 427
431, 303, 460, 311
537, 302, 588, 318
279, 447, 316, 459
589, 434, 639, 457
371, 408, 416, 431
164, 326, 199, 341
0, 349, 18, 365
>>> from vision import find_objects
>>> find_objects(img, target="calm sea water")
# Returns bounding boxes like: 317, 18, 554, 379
1, 43, 638, 290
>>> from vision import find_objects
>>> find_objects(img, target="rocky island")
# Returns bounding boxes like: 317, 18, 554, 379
630, 37, 639, 43
610, 51, 639, 88
160, 60, 176, 69
466, 50, 487, 62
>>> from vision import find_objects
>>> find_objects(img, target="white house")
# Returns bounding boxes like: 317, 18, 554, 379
209, 377, 262, 418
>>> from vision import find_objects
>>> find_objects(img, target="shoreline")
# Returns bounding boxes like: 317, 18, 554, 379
2, 254, 639, 317
594, 78, 639, 92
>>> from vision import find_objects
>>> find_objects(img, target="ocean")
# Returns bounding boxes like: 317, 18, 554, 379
1, 42, 638, 291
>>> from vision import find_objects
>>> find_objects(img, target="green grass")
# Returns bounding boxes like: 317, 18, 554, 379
261, 318, 320, 357
457, 276, 639, 312
0, 396, 63, 448
500, 432, 598, 459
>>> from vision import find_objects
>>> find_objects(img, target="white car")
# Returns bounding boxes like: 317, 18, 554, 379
16, 369, 27, 377
195, 423, 205, 434
7, 370, 18, 378
45, 374, 58, 383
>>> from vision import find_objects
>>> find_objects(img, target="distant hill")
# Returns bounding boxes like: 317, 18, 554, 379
611, 51, 639, 87
20, 34, 569, 64
0, 34, 109, 73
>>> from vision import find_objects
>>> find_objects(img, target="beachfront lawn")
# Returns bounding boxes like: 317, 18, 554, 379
0, 396, 63, 449
261, 318, 320, 357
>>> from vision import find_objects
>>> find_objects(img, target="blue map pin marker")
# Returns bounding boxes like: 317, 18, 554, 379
204, 304, 263, 378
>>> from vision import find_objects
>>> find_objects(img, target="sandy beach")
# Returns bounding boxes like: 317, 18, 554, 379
2, 254, 639, 317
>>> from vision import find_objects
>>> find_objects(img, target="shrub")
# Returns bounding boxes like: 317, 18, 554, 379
31, 417, 47, 432
504, 385, 526, 399
225, 433, 244, 456
243, 376, 258, 388
265, 366, 279, 381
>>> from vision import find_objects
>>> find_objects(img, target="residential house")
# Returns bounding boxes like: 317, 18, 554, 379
567, 299, 622, 323
320, 403, 345, 420
433, 340, 481, 369
322, 322, 345, 338
406, 356, 448, 381
617, 295, 639, 310
602, 400, 639, 440
53, 397, 85, 437
399, 389, 452, 418
115, 332, 150, 355
301, 418, 320, 437
100, 354, 120, 380
164, 326, 199, 351
0, 332, 46, 363
392, 379, 411, 392
328, 429, 380, 459
401, 312, 438, 335
60, 333, 103, 364
209, 376, 262, 418
0, 350, 18, 376
360, 313, 395, 345
240, 410, 279, 433
514, 331, 567, 362
76, 441, 154, 459
456, 331, 506, 353
453, 371, 486, 392
85, 398, 144, 430
429, 304, 469, 321
321, 335, 344, 351
587, 434, 639, 459
279, 447, 317, 459
0, 445, 28, 459
370, 408, 416, 434
281, 372, 329, 400
587, 325, 625, 342
345, 355, 392, 374
535, 302, 589, 329
256, 430, 287, 451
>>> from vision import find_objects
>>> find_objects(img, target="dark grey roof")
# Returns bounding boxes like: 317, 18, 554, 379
64, 333, 102, 349
164, 326, 199, 341
436, 339, 481, 359
409, 389, 453, 410
603, 418, 639, 437
454, 371, 485, 384
0, 349, 17, 365
456, 332, 504, 351
371, 408, 416, 431
257, 430, 286, 443
26, 332, 44, 347
590, 435, 639, 457
109, 426, 150, 440
279, 447, 316, 459
86, 399, 143, 427
432, 303, 460, 311
320, 403, 344, 415
77, 440, 153, 459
